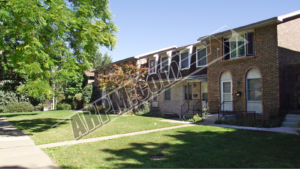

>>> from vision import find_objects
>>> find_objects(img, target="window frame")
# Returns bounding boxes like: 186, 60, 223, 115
160, 54, 170, 72
179, 46, 192, 70
229, 35, 246, 59
221, 81, 232, 102
196, 46, 207, 67
246, 78, 262, 102
223, 31, 254, 60
149, 59, 156, 74
164, 87, 171, 101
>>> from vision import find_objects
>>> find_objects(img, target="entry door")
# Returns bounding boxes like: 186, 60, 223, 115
152, 87, 158, 107
221, 81, 233, 111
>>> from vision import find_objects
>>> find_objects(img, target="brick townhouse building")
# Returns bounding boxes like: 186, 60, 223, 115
93, 10, 300, 120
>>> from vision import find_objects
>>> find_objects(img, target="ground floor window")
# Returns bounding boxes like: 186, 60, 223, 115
164, 87, 171, 101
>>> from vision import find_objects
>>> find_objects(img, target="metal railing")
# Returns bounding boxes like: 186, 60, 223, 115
181, 99, 199, 118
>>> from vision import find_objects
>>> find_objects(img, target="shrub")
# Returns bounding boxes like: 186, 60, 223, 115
57, 103, 72, 110
85, 105, 107, 114
83, 85, 93, 105
136, 102, 150, 115
185, 114, 202, 123
6, 102, 34, 113
34, 103, 44, 111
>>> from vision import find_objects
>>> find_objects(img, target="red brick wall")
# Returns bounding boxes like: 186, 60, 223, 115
207, 24, 279, 120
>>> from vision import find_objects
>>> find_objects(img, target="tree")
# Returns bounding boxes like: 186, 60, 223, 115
0, 0, 118, 99
93, 51, 113, 68
98, 64, 148, 112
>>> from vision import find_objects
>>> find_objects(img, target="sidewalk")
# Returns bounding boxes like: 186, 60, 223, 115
0, 117, 59, 169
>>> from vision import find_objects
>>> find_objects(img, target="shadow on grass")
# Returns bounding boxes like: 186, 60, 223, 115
0, 113, 39, 118
5, 118, 69, 135
100, 130, 300, 168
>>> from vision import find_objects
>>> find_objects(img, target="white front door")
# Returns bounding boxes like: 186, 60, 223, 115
221, 81, 233, 111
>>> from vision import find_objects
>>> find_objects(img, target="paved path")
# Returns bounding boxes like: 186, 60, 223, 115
0, 117, 59, 169
211, 124, 300, 135
39, 124, 196, 149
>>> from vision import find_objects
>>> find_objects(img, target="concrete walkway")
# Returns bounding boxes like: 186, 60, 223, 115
0, 117, 59, 169
211, 124, 300, 135
39, 124, 196, 149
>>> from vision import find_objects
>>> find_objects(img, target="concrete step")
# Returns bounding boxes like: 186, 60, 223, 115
286, 114, 300, 119
281, 122, 299, 128
203, 114, 218, 122
284, 118, 300, 123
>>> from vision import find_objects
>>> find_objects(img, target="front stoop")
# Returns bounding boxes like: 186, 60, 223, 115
282, 114, 300, 128
203, 114, 218, 122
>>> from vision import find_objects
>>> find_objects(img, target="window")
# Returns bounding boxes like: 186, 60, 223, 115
222, 82, 232, 101
202, 93, 208, 100
103, 69, 106, 75
247, 79, 262, 101
196, 47, 207, 67
180, 52, 189, 69
184, 85, 192, 100
152, 86, 157, 101
149, 60, 155, 74
164, 87, 171, 101
161, 56, 169, 72
223, 32, 254, 60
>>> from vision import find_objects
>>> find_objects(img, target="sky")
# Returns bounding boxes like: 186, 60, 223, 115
101, 0, 300, 62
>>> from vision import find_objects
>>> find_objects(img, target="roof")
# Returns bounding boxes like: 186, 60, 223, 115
84, 69, 95, 77
197, 10, 300, 41
92, 57, 136, 72
134, 45, 177, 59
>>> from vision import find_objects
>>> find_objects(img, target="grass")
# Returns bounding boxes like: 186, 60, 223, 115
1, 110, 184, 145
43, 125, 300, 168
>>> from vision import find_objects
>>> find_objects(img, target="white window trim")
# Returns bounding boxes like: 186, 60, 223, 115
179, 45, 193, 70
196, 45, 207, 68
229, 35, 246, 59
148, 54, 159, 75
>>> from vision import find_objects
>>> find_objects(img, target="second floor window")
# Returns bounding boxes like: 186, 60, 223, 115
161, 57, 169, 72
149, 60, 155, 74
196, 47, 207, 67
180, 52, 189, 69
223, 32, 254, 60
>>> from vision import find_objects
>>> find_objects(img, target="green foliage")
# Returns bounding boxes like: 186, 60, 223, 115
184, 114, 203, 123
86, 105, 107, 114
83, 85, 93, 105
35, 103, 44, 111
0, 0, 118, 98
136, 102, 150, 115
6, 102, 34, 113
90, 85, 102, 103
65, 75, 84, 99
57, 103, 72, 110
0, 90, 18, 112
54, 83, 65, 104
75, 93, 83, 102
93, 51, 113, 68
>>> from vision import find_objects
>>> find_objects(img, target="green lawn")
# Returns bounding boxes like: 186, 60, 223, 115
1, 111, 184, 145
44, 125, 300, 168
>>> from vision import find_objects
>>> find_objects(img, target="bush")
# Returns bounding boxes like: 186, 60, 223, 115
85, 105, 107, 114
184, 114, 203, 123
57, 103, 72, 110
136, 102, 150, 115
6, 102, 34, 113
34, 103, 44, 111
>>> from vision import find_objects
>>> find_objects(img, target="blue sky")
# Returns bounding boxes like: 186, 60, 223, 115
101, 0, 300, 62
